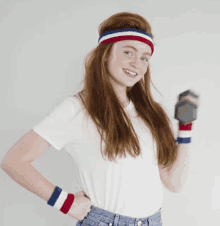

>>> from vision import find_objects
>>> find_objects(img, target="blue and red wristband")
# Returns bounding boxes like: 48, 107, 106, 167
47, 186, 74, 214
176, 122, 193, 144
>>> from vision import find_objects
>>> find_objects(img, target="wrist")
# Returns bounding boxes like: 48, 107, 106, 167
178, 122, 193, 130
47, 186, 75, 214
176, 122, 193, 144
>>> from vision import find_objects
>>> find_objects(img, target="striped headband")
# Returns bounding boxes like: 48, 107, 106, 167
98, 28, 154, 56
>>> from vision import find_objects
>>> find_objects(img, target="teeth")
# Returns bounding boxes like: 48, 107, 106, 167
124, 69, 137, 76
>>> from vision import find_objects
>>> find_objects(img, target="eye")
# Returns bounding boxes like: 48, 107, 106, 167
142, 57, 148, 62
124, 51, 132, 56
124, 51, 148, 62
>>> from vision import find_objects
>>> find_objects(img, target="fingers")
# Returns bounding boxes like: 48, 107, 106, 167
182, 96, 199, 106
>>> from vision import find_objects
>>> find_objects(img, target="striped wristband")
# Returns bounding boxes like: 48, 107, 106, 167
175, 122, 193, 144
47, 186, 75, 214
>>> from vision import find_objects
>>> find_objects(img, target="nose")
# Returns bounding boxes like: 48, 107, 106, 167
130, 58, 141, 69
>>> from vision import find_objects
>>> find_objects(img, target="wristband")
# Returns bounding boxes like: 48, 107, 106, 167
47, 186, 75, 214
175, 122, 193, 144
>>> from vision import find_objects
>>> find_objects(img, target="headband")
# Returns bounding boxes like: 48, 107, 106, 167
98, 28, 154, 56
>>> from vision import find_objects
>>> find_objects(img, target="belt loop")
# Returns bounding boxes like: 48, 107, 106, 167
113, 214, 120, 226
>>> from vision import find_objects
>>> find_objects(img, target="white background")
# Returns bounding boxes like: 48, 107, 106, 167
0, 0, 219, 225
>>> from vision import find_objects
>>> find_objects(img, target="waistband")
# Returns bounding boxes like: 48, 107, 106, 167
81, 205, 162, 226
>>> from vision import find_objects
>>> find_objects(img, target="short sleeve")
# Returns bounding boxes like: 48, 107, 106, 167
32, 96, 79, 151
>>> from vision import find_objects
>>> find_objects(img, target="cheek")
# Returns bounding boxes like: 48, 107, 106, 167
111, 53, 124, 62
109, 60, 125, 74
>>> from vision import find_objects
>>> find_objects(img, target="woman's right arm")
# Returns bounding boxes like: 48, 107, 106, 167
0, 129, 55, 202
1, 129, 93, 221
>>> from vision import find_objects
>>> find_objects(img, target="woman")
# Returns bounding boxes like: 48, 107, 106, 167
1, 11, 184, 226
45, 11, 176, 225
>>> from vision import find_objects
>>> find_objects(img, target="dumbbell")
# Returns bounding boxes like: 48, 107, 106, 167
174, 89, 200, 125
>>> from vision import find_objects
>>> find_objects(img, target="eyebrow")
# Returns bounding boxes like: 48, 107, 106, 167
122, 45, 151, 56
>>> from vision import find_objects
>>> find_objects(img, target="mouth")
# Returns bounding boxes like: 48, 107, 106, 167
123, 68, 138, 78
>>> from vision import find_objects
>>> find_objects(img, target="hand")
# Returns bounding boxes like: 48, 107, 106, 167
175, 89, 200, 125
67, 191, 92, 221
181, 93, 200, 108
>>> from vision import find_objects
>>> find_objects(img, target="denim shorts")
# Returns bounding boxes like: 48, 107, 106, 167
75, 205, 162, 226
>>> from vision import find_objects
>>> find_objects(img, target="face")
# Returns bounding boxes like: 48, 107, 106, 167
107, 40, 152, 104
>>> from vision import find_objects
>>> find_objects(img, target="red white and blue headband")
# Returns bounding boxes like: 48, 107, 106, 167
98, 28, 154, 56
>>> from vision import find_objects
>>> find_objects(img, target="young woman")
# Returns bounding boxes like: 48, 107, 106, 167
1, 12, 186, 226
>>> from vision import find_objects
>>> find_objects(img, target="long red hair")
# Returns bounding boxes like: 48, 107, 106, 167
75, 11, 178, 171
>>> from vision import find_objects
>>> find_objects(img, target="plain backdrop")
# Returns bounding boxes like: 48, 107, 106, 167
1, 0, 219, 226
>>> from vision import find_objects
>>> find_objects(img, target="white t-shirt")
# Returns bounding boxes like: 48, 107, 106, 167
33, 95, 164, 218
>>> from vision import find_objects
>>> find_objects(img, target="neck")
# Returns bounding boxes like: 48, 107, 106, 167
121, 99, 130, 108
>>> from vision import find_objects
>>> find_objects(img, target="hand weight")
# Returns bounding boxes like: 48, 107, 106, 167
174, 89, 199, 125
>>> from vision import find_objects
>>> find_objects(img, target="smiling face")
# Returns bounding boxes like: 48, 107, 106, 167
107, 40, 152, 107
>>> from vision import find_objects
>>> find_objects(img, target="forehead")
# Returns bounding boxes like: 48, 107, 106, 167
114, 40, 151, 53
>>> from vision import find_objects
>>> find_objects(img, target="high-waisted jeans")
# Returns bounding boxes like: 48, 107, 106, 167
75, 205, 162, 226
